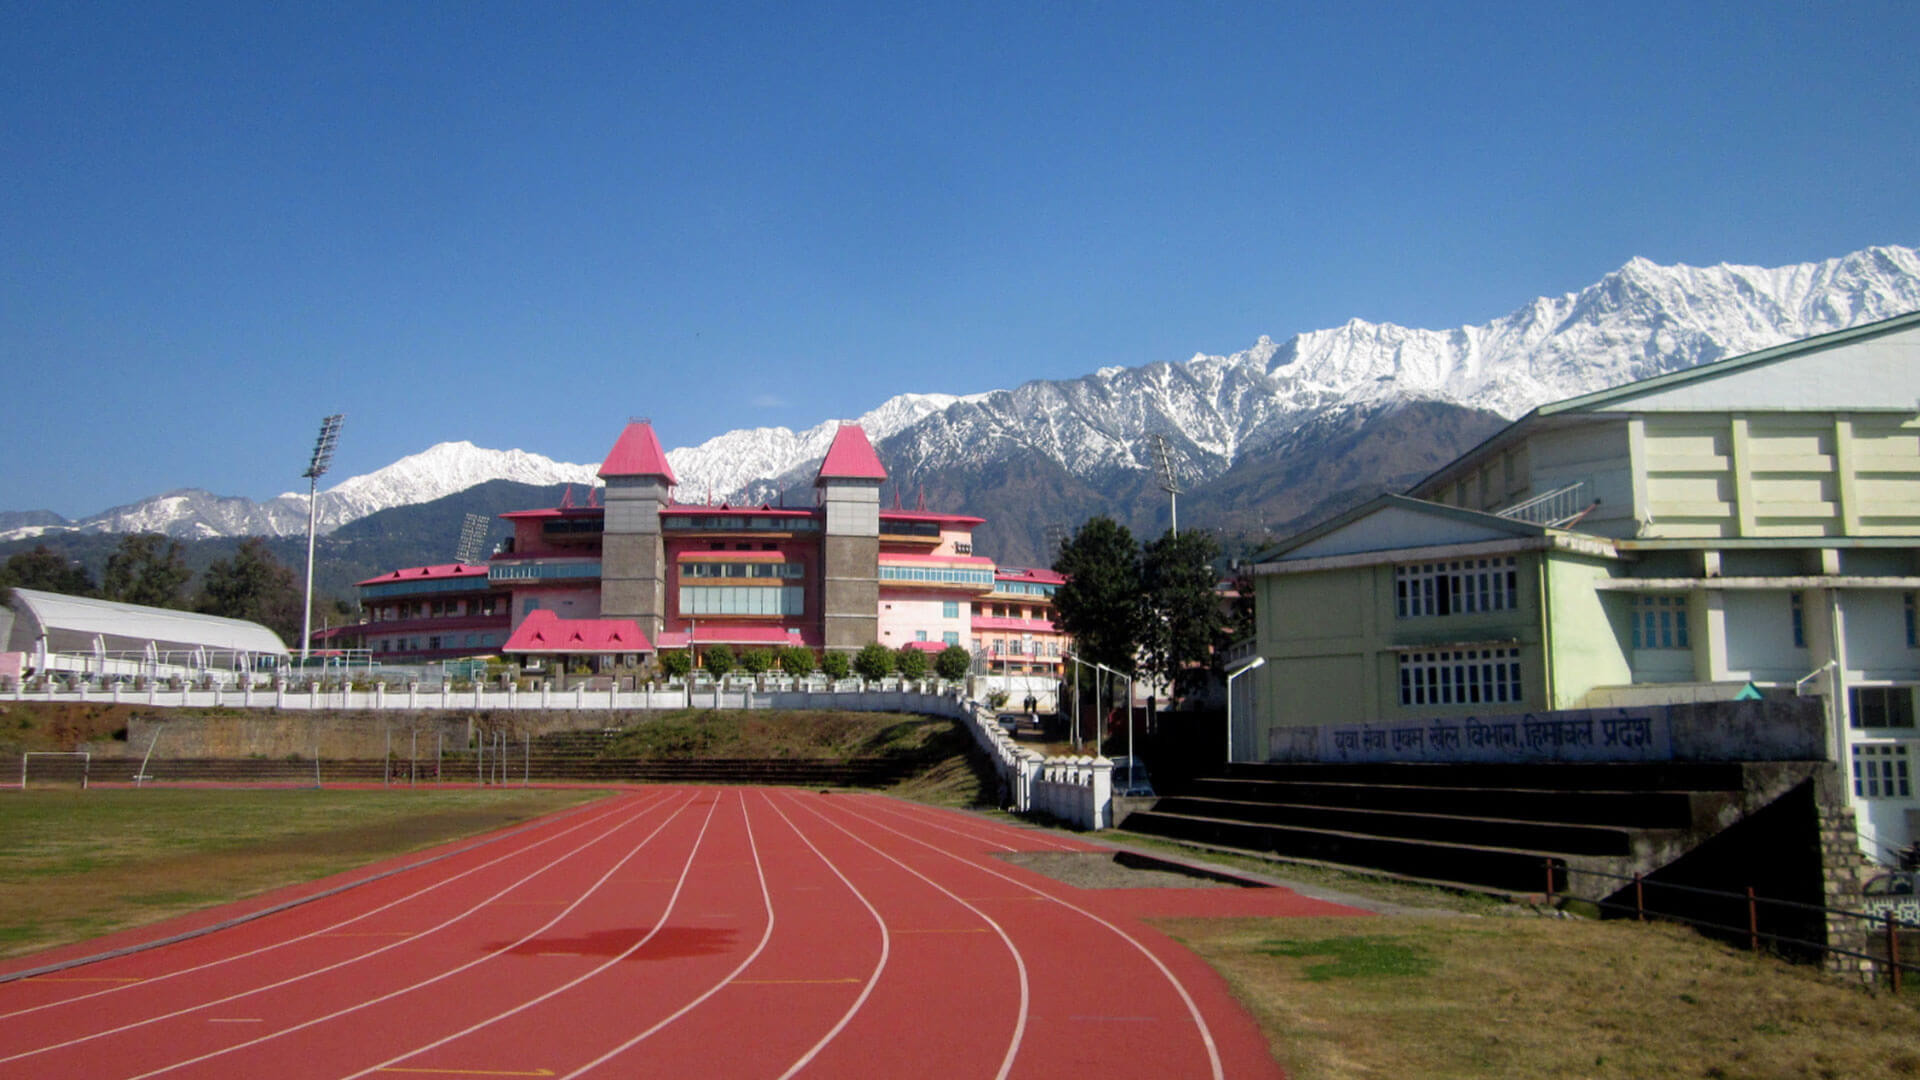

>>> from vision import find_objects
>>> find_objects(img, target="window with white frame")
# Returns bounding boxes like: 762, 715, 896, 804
1851, 743, 1912, 799
1395, 557, 1519, 618
1398, 647, 1522, 707
1631, 595, 1689, 649
1790, 592, 1805, 648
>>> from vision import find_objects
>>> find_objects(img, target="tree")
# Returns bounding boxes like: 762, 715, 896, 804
820, 651, 851, 680
198, 538, 302, 644
934, 644, 972, 681
852, 642, 893, 681
779, 646, 816, 677
102, 533, 190, 609
702, 643, 736, 677
0, 545, 97, 600
737, 647, 773, 675
659, 650, 693, 679
1051, 516, 1143, 676
1140, 528, 1227, 696
894, 645, 928, 680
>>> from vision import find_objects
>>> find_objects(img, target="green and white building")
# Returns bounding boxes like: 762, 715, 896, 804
1248, 309, 1920, 863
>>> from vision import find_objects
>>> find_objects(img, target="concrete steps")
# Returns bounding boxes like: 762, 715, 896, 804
1122, 760, 1812, 896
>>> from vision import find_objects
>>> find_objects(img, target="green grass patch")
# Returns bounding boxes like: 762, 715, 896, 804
0, 787, 602, 959
1258, 934, 1436, 981
596, 709, 954, 761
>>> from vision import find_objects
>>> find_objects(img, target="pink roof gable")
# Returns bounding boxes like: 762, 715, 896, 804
814, 424, 887, 485
599, 421, 679, 484
503, 609, 654, 654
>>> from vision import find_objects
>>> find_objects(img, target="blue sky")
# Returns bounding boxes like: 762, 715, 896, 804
5, 2, 1917, 517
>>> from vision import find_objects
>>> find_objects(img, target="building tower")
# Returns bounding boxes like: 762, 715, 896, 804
816, 424, 885, 652
597, 420, 676, 641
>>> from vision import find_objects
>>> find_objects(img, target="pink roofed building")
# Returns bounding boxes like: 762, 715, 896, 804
344, 420, 1070, 686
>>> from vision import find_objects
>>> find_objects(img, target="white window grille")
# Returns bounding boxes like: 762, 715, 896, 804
1851, 743, 1913, 799
1395, 557, 1518, 618
1397, 647, 1522, 707
1631, 595, 1689, 649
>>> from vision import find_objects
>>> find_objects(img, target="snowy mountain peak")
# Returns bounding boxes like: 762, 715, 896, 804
13, 243, 1920, 544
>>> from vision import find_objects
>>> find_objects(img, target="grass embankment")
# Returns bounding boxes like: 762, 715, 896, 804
596, 710, 1000, 806
0, 788, 600, 960
1121, 833, 1920, 1080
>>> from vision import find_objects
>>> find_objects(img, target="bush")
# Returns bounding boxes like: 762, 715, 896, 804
779, 646, 816, 677
737, 648, 773, 675
987, 689, 1009, 709
852, 642, 894, 681
935, 644, 972, 681
659, 650, 692, 679
703, 644, 736, 677
820, 651, 851, 680
894, 645, 928, 680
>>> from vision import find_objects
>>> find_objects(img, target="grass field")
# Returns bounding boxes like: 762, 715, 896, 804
0, 787, 601, 959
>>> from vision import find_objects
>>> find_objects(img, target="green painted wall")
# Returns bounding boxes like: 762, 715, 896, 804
1540, 554, 1633, 708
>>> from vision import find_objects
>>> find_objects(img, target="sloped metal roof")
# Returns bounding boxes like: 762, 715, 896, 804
6, 588, 290, 656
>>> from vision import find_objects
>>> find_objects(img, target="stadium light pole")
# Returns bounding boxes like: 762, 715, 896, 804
1224, 655, 1267, 765
300, 414, 344, 664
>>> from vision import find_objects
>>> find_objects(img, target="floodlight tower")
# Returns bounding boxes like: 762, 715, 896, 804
1147, 433, 1182, 535
300, 414, 345, 663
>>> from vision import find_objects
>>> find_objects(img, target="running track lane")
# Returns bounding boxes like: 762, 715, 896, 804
0, 787, 1368, 1078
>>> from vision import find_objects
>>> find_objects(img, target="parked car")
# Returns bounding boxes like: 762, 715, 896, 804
1109, 755, 1155, 797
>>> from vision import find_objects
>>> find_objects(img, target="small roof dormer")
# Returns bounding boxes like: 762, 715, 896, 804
814, 424, 888, 486
598, 420, 678, 485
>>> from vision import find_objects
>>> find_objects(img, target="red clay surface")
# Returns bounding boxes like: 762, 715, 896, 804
0, 789, 1366, 1078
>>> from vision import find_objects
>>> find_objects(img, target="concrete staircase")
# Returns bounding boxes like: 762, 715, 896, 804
1121, 760, 1826, 896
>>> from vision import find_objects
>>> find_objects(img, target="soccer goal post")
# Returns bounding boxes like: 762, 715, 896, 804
21, 751, 90, 790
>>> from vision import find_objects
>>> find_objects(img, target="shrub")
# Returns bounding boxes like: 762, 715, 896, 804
820, 651, 851, 680
894, 645, 928, 680
935, 644, 972, 681
659, 650, 692, 679
779, 646, 816, 677
852, 642, 894, 681
703, 644, 736, 677
737, 648, 772, 675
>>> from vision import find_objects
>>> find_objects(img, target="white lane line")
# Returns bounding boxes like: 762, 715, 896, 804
0, 792, 648, 1022
338, 794, 727, 1080
825, 800, 1225, 1080
87, 793, 697, 1080
0, 793, 675, 1066
561, 790, 776, 1078
755, 790, 891, 1080
845, 793, 1090, 854
782, 790, 1029, 1080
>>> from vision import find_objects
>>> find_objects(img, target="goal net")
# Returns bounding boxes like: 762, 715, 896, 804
19, 752, 91, 790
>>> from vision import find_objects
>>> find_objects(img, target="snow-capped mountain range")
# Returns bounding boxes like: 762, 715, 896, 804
8, 244, 1919, 544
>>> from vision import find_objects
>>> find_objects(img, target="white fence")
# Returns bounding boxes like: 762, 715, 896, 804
956, 699, 1112, 830
5, 673, 1117, 831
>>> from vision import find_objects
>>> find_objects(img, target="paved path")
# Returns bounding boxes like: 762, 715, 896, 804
0, 788, 1366, 1078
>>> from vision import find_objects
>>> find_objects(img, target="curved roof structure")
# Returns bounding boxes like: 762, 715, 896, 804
5, 588, 289, 657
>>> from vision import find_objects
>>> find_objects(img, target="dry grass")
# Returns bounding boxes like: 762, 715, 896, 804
597, 710, 954, 760
0, 788, 601, 959
1160, 914, 1920, 1080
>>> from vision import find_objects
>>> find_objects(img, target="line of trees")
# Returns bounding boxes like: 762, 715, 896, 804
655, 641, 973, 682
0, 534, 309, 646
1051, 516, 1237, 702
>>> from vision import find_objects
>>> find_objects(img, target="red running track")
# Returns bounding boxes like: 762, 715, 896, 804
0, 788, 1367, 1078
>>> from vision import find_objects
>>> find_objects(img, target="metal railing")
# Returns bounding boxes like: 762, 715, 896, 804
1495, 481, 1593, 527
1540, 859, 1919, 992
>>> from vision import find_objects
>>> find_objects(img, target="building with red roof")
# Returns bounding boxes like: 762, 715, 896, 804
336, 420, 1068, 685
